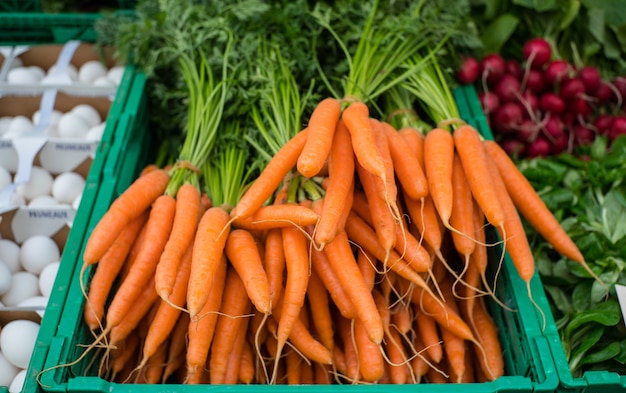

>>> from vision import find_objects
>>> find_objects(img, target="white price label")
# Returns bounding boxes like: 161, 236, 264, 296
614, 284, 626, 328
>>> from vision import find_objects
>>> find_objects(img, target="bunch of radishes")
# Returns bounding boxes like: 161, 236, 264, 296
457, 37, 626, 157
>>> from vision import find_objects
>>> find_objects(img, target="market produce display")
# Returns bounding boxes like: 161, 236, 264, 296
57, 0, 599, 386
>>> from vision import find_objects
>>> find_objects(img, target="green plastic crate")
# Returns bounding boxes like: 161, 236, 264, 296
24, 84, 560, 393
16, 69, 148, 393
455, 84, 626, 393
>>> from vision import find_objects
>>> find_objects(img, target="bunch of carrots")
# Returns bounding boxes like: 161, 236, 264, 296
65, 0, 603, 387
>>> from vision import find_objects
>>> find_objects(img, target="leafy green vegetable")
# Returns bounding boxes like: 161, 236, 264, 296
519, 135, 626, 376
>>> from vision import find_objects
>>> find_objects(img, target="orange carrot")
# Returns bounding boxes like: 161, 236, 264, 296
453, 125, 504, 229
471, 297, 504, 380
450, 153, 476, 262
385, 325, 410, 384
84, 169, 170, 264
411, 286, 475, 342
109, 276, 159, 347
310, 245, 358, 319
423, 128, 455, 225
84, 210, 148, 331
225, 229, 271, 315
297, 97, 342, 178
314, 119, 355, 248
382, 121, 428, 200
263, 228, 285, 308
162, 312, 189, 383
325, 231, 384, 344
223, 315, 250, 384
187, 207, 231, 318
238, 337, 255, 384
232, 203, 319, 231
209, 267, 252, 384
354, 317, 385, 382
413, 307, 442, 363
230, 129, 309, 221
307, 269, 335, 352
155, 182, 200, 301
106, 194, 176, 329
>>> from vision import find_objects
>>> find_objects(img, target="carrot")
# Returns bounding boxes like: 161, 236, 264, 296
225, 229, 271, 315
382, 121, 428, 200
83, 169, 170, 264
263, 228, 285, 308
286, 348, 302, 385
162, 312, 189, 383
450, 154, 476, 264
111, 331, 140, 377
453, 125, 504, 229
223, 315, 250, 384
324, 231, 384, 344
306, 269, 335, 352
338, 316, 362, 382
391, 302, 413, 336
423, 128, 455, 226
140, 339, 169, 384
483, 140, 595, 275
83, 210, 149, 331
232, 204, 319, 231
139, 236, 193, 368
371, 118, 398, 208
230, 129, 309, 221
186, 254, 227, 384
439, 277, 467, 383
399, 127, 425, 163
187, 206, 231, 318
109, 276, 159, 347
299, 355, 315, 385
310, 244, 358, 319
410, 334, 430, 383
413, 307, 443, 363
209, 267, 252, 384
155, 182, 200, 301
357, 248, 377, 292
119, 219, 148, 280
385, 325, 410, 384
272, 225, 310, 378
314, 118, 355, 248
341, 101, 387, 184
297, 97, 342, 178
106, 194, 176, 329
314, 362, 332, 384
411, 286, 475, 342
355, 161, 397, 259
471, 297, 504, 380
238, 337, 255, 384
402, 191, 445, 256
354, 317, 385, 382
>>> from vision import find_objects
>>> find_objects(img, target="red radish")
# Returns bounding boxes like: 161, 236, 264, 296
560, 78, 586, 101
612, 77, 626, 100
544, 116, 565, 140
519, 90, 539, 114
494, 74, 521, 102
578, 66, 601, 93
525, 69, 546, 93
515, 118, 539, 142
492, 101, 523, 133
505, 59, 523, 80
593, 81, 613, 103
572, 124, 595, 145
593, 114, 614, 135
539, 92, 565, 114
568, 98, 591, 118
608, 116, 626, 141
457, 57, 480, 85
500, 137, 526, 157
550, 133, 569, 154
522, 37, 552, 69
481, 53, 506, 85
544, 60, 573, 86
526, 136, 551, 157
479, 91, 500, 115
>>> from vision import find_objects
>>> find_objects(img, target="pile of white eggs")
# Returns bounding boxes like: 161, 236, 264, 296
0, 235, 61, 391
0, 103, 106, 141
5, 57, 125, 88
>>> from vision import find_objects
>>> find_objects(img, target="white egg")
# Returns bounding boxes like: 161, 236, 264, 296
7, 57, 23, 70
0, 240, 21, 273
7, 192, 25, 208
0, 165, 11, 190
17, 296, 49, 317
20, 235, 60, 275
0, 116, 13, 135
27, 66, 45, 81
7, 67, 40, 84
9, 369, 26, 393
44, 125, 59, 137
85, 123, 106, 142
71, 104, 101, 128
38, 261, 60, 298
1, 271, 40, 306
33, 109, 62, 127
0, 145, 17, 172
28, 195, 59, 207
8, 115, 34, 135
57, 112, 90, 139
107, 65, 126, 85
72, 193, 82, 210
0, 260, 11, 295
47, 63, 78, 80
52, 172, 85, 204
15, 166, 53, 202
0, 352, 19, 387
1, 320, 40, 369
93, 76, 115, 87
78, 61, 107, 84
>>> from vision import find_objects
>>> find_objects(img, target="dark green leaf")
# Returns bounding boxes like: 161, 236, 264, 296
479, 13, 520, 53
572, 281, 592, 311
565, 300, 621, 340
544, 284, 573, 314
569, 326, 605, 371
580, 342, 622, 365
